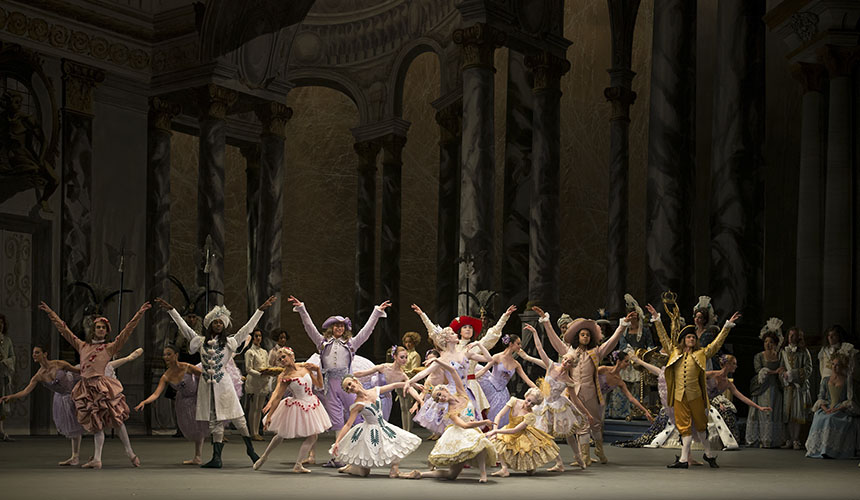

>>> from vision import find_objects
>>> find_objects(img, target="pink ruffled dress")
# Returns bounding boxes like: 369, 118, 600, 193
68, 338, 130, 432
267, 373, 331, 439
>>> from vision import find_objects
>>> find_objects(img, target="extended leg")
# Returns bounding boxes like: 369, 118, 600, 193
294, 434, 317, 473
254, 435, 283, 470
59, 435, 82, 466
115, 423, 140, 467
83, 431, 105, 469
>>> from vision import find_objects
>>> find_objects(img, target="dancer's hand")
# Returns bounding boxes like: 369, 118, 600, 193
262, 402, 272, 415
645, 303, 658, 317
134, 302, 152, 316
485, 429, 498, 439
728, 311, 742, 324
624, 311, 637, 323
0, 396, 10, 404
411, 304, 424, 316
531, 306, 546, 317
332, 443, 339, 456
644, 409, 654, 422
409, 402, 419, 415
759, 406, 772, 412
134, 402, 145, 411
478, 419, 493, 428
504, 305, 517, 316
378, 300, 392, 311
287, 295, 302, 308
259, 295, 277, 311
129, 348, 144, 361
263, 417, 271, 431
153, 297, 173, 311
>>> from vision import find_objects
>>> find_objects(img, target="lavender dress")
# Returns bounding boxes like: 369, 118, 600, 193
478, 364, 515, 427
43, 369, 85, 438
170, 373, 209, 441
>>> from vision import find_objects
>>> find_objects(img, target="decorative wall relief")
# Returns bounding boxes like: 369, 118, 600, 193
0, 43, 59, 212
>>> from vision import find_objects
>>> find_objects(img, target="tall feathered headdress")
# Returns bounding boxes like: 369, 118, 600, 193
693, 296, 716, 327
624, 293, 644, 321
204, 304, 232, 329
759, 317, 784, 345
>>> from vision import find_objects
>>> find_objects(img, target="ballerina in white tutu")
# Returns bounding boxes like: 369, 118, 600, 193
330, 375, 422, 478
407, 359, 496, 483
255, 347, 331, 473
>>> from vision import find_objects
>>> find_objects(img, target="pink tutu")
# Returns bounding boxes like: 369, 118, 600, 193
267, 373, 331, 439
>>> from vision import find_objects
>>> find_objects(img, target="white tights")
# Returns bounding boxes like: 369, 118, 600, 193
93, 424, 135, 462
679, 428, 713, 463
210, 416, 250, 443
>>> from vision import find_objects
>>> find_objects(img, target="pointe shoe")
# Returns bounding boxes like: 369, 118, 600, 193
253, 456, 266, 471
251, 434, 264, 441
1, 433, 14, 442
292, 464, 311, 473
129, 454, 140, 467
82, 459, 102, 469
547, 464, 565, 473
338, 465, 350, 474
58, 456, 80, 466
182, 458, 202, 465
491, 469, 509, 477
479, 477, 488, 483
389, 467, 400, 478
301, 450, 316, 465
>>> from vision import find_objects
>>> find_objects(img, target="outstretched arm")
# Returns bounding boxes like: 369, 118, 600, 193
524, 324, 552, 369
480, 305, 517, 351
351, 300, 392, 350
332, 405, 362, 455
432, 359, 466, 395
597, 311, 636, 360
158, 298, 200, 349
618, 383, 653, 421
231, 295, 277, 347
474, 357, 496, 379
134, 376, 168, 411
629, 353, 662, 378
289, 296, 324, 350
39, 302, 83, 352
515, 349, 546, 369
411, 303, 442, 338
533, 306, 567, 357
0, 374, 41, 403
109, 348, 143, 369
704, 312, 741, 359
407, 362, 439, 385
645, 304, 673, 353
465, 341, 492, 363
492, 402, 512, 429
728, 380, 771, 412
112, 302, 151, 353
353, 364, 383, 379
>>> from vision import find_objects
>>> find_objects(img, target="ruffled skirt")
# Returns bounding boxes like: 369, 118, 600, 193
53, 392, 84, 438
493, 425, 559, 470
329, 420, 422, 467
267, 396, 332, 439
534, 396, 589, 439
71, 376, 129, 433
414, 391, 451, 434
428, 425, 496, 467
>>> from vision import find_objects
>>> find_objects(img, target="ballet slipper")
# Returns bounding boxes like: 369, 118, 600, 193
478, 476, 488, 483
129, 454, 140, 467
182, 458, 202, 465
82, 459, 102, 469
301, 449, 316, 464
253, 457, 266, 470
406, 469, 422, 479
547, 464, 565, 473
338, 465, 350, 474
58, 456, 79, 466
251, 434, 264, 441
292, 464, 311, 473
491, 469, 509, 477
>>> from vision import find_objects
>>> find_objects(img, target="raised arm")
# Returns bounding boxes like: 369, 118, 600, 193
629, 353, 662, 378
597, 311, 636, 359
411, 303, 442, 338
157, 297, 200, 346
351, 300, 391, 350
533, 306, 568, 357
465, 341, 492, 363
230, 295, 276, 347
112, 302, 151, 353
524, 324, 552, 369
289, 296, 325, 349
480, 305, 517, 351
109, 348, 143, 369
134, 375, 168, 411
703, 312, 741, 359
515, 349, 545, 369
39, 302, 82, 352
305, 363, 324, 389
645, 304, 673, 353
407, 361, 440, 385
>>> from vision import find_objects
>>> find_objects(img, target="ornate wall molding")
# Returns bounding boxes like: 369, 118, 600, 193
196, 84, 238, 120
524, 51, 570, 92
788, 11, 818, 42
61, 59, 105, 115
453, 22, 506, 71
147, 96, 180, 132
254, 101, 293, 137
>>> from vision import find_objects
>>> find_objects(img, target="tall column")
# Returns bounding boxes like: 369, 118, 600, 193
59, 60, 104, 328
709, 0, 766, 324
354, 140, 381, 329
819, 45, 858, 330
645, 0, 696, 308
144, 96, 179, 434
432, 94, 462, 324
453, 23, 505, 314
241, 144, 261, 317
255, 102, 291, 332
379, 133, 407, 356
605, 0, 641, 317
791, 62, 827, 334
501, 51, 534, 311
195, 84, 236, 302
525, 52, 570, 314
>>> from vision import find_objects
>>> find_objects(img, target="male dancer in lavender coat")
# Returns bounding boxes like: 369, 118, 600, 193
288, 295, 391, 467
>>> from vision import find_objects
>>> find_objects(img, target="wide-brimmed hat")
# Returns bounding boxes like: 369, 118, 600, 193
203, 305, 232, 329
322, 315, 352, 331
564, 318, 600, 345
450, 316, 483, 337
677, 324, 698, 344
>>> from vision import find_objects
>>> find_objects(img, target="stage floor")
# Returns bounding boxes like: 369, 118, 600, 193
0, 431, 856, 499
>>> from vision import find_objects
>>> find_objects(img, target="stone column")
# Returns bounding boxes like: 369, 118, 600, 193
709, 0, 766, 324
525, 52, 570, 314
379, 133, 407, 355
354, 140, 381, 329
195, 84, 236, 303
453, 23, 505, 314
144, 96, 179, 434
241, 144, 261, 318
59, 60, 104, 327
791, 62, 827, 334
255, 102, 291, 332
645, 0, 696, 308
605, 0, 641, 317
501, 51, 534, 311
432, 94, 462, 324
819, 45, 858, 330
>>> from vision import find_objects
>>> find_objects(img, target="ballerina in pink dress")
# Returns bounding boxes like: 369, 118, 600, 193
255, 347, 331, 473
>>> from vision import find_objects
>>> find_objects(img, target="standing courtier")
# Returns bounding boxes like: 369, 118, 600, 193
646, 300, 741, 469
156, 295, 277, 468
289, 295, 390, 467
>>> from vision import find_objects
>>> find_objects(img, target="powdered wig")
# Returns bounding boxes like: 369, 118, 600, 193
524, 387, 545, 406
430, 327, 455, 349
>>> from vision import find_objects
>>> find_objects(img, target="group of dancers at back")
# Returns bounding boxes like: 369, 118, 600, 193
1, 289, 759, 479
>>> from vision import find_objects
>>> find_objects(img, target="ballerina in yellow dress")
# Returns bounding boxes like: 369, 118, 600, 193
485, 388, 563, 476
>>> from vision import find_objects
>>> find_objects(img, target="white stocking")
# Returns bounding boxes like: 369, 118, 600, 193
116, 423, 136, 457
261, 435, 283, 460
93, 431, 105, 462
679, 435, 692, 463
71, 435, 82, 458
693, 428, 713, 458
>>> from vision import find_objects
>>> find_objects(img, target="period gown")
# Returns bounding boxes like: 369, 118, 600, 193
493, 398, 560, 470
427, 398, 496, 467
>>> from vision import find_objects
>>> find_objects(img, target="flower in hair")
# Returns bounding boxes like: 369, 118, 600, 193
501, 334, 511, 345
390, 345, 399, 358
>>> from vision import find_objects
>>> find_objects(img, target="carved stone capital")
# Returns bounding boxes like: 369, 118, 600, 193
381, 134, 407, 166
604, 86, 637, 122
524, 52, 571, 92
148, 97, 180, 132
196, 84, 238, 120
61, 59, 105, 115
354, 140, 381, 173
435, 98, 463, 144
452, 23, 506, 71
791, 62, 827, 94
818, 45, 860, 78
255, 101, 293, 137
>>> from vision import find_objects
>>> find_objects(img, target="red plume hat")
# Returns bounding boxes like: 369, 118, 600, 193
449, 316, 483, 337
